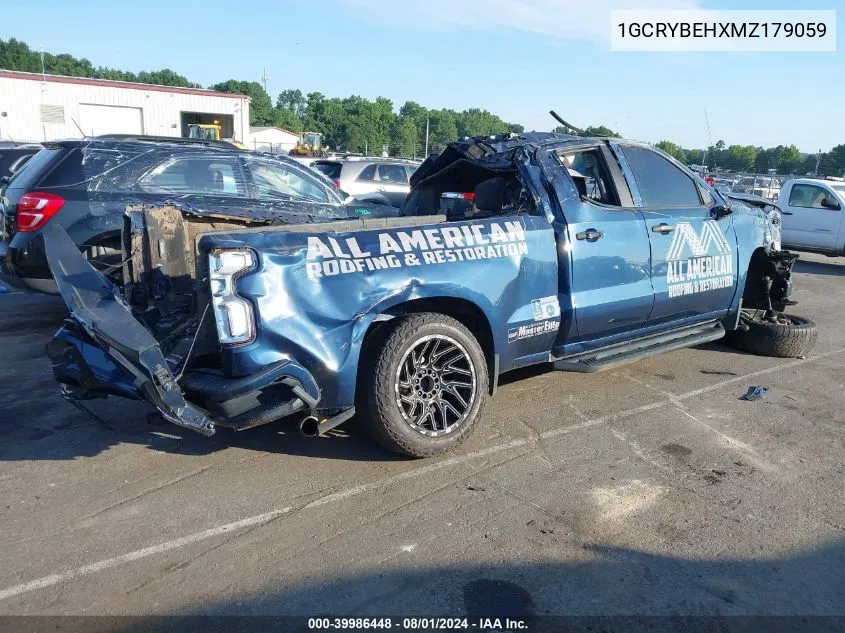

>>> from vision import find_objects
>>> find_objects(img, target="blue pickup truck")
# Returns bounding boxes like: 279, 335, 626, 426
44, 132, 816, 456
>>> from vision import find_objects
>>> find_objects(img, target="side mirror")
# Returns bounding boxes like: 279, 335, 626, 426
820, 196, 841, 210
710, 203, 732, 219
0, 176, 9, 185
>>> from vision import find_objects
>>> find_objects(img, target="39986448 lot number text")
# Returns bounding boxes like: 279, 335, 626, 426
308, 617, 527, 630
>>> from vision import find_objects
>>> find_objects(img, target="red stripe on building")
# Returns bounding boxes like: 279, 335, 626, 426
0, 70, 249, 100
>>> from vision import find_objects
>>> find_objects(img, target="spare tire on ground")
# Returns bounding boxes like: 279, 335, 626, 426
725, 314, 817, 358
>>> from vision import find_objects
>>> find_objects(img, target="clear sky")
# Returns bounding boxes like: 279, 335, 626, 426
2, 0, 842, 152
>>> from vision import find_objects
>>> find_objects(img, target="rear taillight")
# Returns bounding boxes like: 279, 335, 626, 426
333, 179, 341, 188
16, 192, 65, 232
441, 192, 475, 201
209, 249, 257, 346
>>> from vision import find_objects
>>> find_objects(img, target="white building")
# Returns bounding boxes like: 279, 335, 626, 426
246, 126, 300, 153
0, 70, 250, 143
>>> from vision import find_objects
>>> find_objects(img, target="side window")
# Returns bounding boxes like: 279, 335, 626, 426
697, 183, 714, 206
357, 164, 377, 181
141, 157, 245, 196
8, 154, 35, 174
621, 146, 702, 208
557, 148, 619, 206
5, 147, 66, 190
376, 164, 409, 185
40, 146, 146, 190
244, 156, 329, 202
788, 184, 833, 209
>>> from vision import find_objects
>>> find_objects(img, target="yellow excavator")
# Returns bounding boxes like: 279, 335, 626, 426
289, 131, 327, 157
187, 123, 222, 141
187, 124, 247, 149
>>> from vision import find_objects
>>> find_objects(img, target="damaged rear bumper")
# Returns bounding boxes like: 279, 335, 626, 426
43, 223, 320, 434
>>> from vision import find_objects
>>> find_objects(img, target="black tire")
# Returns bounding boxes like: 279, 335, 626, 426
726, 314, 817, 358
360, 313, 488, 457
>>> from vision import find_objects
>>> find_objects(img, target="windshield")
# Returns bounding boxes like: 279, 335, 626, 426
302, 133, 321, 146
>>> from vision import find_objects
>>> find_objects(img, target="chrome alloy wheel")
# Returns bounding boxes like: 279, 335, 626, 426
394, 334, 477, 437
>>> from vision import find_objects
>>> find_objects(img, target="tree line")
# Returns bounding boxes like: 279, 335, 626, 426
2, 38, 843, 173
211, 80, 525, 157
654, 139, 844, 176
0, 38, 199, 88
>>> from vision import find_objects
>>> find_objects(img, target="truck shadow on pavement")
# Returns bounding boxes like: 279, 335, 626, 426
0, 292, 402, 463
0, 291, 785, 463
0, 400, 405, 462
110, 541, 845, 631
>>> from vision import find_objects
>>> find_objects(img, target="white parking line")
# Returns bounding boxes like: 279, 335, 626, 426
1, 347, 842, 603
0, 507, 293, 602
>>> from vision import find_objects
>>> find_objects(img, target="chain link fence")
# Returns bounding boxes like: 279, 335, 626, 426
249, 140, 297, 154
329, 142, 447, 161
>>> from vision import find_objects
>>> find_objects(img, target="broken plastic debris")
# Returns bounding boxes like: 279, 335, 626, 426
740, 386, 769, 401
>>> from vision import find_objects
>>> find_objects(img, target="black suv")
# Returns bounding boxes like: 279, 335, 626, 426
1, 137, 392, 293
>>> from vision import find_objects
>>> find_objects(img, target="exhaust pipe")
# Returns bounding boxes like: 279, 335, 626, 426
299, 416, 321, 438
298, 408, 356, 438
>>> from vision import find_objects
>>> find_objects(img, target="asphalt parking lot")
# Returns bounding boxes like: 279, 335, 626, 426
0, 253, 843, 620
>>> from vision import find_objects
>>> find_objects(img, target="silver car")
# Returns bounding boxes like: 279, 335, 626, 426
735, 175, 781, 202
310, 158, 420, 207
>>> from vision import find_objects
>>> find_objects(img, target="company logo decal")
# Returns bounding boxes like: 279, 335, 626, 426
304, 221, 528, 279
508, 319, 557, 343
665, 221, 734, 298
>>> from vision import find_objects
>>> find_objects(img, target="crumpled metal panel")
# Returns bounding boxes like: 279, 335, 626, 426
43, 221, 215, 435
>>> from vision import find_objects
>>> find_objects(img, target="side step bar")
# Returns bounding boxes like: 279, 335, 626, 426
552, 321, 726, 373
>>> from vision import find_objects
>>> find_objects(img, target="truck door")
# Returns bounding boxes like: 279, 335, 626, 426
781, 181, 844, 250
613, 143, 738, 327
543, 144, 654, 344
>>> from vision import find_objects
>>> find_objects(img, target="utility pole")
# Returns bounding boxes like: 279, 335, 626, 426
815, 149, 821, 176
704, 108, 716, 171
260, 68, 269, 94
424, 118, 430, 156
40, 46, 47, 141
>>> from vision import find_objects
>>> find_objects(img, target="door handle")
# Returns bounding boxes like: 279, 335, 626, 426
576, 228, 604, 242
651, 223, 674, 234
781, 211, 793, 215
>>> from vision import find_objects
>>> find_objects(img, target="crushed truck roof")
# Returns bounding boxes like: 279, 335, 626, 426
411, 131, 626, 188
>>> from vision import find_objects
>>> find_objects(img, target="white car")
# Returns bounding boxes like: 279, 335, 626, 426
780, 178, 845, 256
